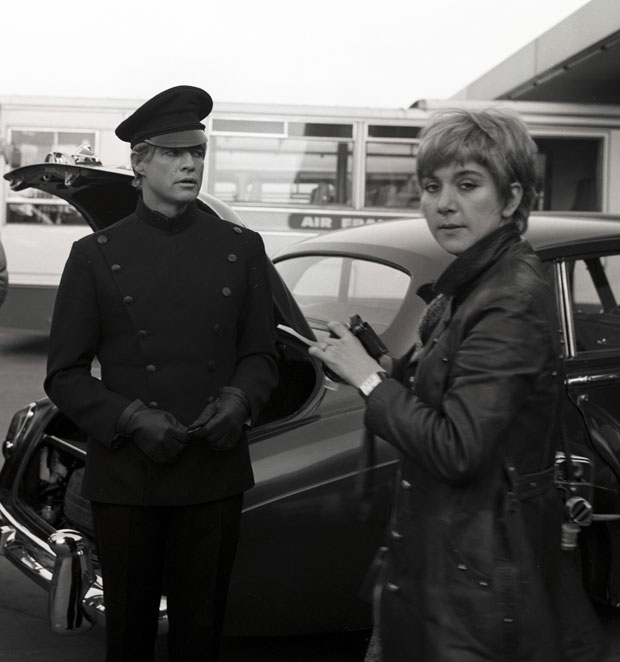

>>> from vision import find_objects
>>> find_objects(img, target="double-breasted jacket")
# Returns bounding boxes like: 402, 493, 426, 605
45, 198, 278, 506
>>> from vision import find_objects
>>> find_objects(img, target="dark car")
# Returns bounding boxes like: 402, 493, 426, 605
2, 159, 620, 638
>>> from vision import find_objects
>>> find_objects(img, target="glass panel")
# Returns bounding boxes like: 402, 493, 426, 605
57, 131, 96, 154
368, 125, 420, 139
9, 129, 96, 168
275, 255, 410, 334
10, 130, 54, 166
209, 135, 352, 206
212, 119, 285, 135
569, 254, 620, 353
6, 201, 86, 225
288, 123, 353, 138
365, 141, 420, 209
534, 137, 602, 211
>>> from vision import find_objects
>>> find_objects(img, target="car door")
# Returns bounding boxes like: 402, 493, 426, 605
554, 250, 620, 604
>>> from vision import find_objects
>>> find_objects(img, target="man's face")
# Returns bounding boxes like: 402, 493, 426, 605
137, 145, 206, 217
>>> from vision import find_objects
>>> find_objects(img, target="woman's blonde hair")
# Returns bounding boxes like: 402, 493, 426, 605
416, 107, 538, 232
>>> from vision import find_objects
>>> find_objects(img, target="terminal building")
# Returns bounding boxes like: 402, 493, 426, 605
1, 0, 620, 330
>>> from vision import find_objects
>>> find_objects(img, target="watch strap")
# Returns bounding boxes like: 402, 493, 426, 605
358, 371, 388, 399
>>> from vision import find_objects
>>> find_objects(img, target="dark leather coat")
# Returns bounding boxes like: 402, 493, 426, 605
365, 224, 603, 661
45, 198, 278, 506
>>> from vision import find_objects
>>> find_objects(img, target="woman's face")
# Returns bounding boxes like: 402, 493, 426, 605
420, 160, 522, 256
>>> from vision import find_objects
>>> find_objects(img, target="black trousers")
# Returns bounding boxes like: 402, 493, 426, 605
91, 495, 243, 662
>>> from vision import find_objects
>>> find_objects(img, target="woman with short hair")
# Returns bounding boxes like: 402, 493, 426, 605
311, 107, 604, 661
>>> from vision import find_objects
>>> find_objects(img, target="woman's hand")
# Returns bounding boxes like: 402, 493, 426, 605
309, 320, 384, 388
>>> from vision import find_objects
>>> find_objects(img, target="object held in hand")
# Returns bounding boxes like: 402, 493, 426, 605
349, 315, 388, 360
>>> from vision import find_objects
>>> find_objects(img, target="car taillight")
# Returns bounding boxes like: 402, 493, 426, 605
2, 403, 36, 460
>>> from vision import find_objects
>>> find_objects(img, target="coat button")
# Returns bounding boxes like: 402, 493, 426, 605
457, 563, 467, 571
222, 287, 232, 297
227, 253, 237, 262
123, 296, 134, 305
401, 480, 412, 490
138, 329, 148, 338
208, 360, 216, 371
390, 530, 403, 540
386, 582, 400, 593
147, 401, 159, 408
212, 323, 221, 335
233, 226, 243, 234
97, 235, 108, 245
111, 263, 121, 273
442, 357, 449, 363
146, 364, 156, 373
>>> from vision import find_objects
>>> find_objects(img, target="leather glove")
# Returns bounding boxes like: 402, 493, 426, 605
188, 387, 250, 451
117, 400, 189, 464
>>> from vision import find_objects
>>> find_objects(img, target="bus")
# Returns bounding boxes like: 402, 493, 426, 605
1, 96, 620, 330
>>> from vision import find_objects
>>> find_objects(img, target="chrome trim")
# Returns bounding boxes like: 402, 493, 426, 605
567, 373, 620, 386
1, 504, 170, 635
0, 501, 53, 556
556, 260, 576, 357
48, 530, 97, 633
3, 402, 37, 458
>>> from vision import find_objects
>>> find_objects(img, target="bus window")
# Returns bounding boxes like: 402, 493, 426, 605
6, 129, 96, 226
365, 126, 420, 209
208, 121, 353, 207
534, 136, 603, 211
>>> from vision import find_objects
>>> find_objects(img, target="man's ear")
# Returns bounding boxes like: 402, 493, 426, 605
502, 183, 523, 218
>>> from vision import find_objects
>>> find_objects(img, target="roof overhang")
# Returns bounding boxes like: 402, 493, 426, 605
447, 0, 620, 104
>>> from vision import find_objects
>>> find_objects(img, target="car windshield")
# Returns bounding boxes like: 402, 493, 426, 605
274, 254, 411, 335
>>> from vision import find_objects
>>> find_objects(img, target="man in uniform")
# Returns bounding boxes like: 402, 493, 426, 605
45, 85, 279, 661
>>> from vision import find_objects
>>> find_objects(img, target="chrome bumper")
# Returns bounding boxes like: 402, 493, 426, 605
0, 501, 169, 635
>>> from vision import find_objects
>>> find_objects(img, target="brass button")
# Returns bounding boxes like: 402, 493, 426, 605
111, 263, 121, 273
208, 360, 216, 371
146, 364, 156, 373
212, 323, 221, 335
386, 582, 400, 593
147, 401, 159, 408
138, 329, 148, 338
390, 530, 403, 540
222, 287, 232, 297
233, 226, 243, 234
227, 253, 237, 262
123, 296, 134, 305
401, 480, 412, 490
97, 235, 108, 245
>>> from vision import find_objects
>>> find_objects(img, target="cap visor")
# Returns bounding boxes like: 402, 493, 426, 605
145, 129, 207, 148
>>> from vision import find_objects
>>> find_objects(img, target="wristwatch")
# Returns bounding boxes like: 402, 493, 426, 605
358, 371, 388, 399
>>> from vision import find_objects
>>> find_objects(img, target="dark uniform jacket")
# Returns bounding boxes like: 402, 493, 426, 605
45, 198, 278, 506
364, 224, 603, 662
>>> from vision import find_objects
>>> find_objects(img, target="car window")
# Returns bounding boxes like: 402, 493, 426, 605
274, 255, 410, 335
568, 254, 620, 354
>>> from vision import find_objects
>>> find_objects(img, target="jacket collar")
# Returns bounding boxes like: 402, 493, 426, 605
136, 196, 200, 234
434, 221, 522, 297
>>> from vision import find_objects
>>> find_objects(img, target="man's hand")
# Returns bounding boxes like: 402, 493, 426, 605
188, 387, 250, 451
118, 400, 189, 464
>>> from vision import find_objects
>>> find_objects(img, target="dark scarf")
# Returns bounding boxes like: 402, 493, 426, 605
417, 222, 521, 346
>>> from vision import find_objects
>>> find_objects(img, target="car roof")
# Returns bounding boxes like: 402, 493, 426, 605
273, 212, 620, 268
